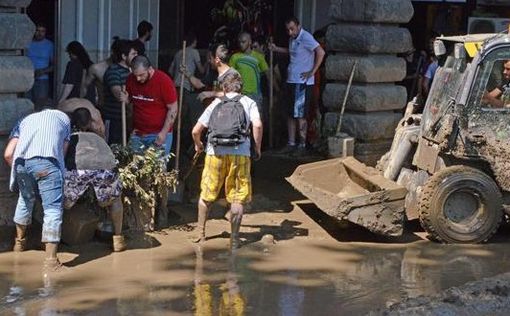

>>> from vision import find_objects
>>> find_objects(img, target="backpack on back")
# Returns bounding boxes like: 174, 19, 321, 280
207, 95, 249, 147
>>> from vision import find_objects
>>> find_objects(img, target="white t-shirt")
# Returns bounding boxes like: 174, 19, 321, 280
198, 92, 260, 156
287, 28, 319, 85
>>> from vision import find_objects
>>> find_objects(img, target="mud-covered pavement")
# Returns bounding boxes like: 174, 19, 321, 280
2, 156, 510, 315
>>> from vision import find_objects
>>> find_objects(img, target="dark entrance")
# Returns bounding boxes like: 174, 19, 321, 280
159, 0, 294, 72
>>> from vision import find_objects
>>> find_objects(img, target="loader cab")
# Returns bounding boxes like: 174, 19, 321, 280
420, 39, 469, 142
421, 34, 510, 144
465, 38, 510, 142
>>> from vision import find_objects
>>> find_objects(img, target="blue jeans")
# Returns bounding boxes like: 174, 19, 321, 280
26, 79, 50, 105
129, 132, 173, 156
14, 158, 64, 243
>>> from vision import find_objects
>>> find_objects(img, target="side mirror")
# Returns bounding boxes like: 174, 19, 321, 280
454, 43, 466, 59
434, 40, 446, 57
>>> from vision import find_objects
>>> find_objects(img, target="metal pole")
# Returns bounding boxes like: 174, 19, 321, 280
176, 40, 186, 172
336, 60, 358, 136
269, 37, 274, 148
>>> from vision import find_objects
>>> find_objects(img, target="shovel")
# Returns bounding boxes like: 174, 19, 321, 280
121, 85, 127, 146
169, 40, 187, 202
327, 60, 357, 158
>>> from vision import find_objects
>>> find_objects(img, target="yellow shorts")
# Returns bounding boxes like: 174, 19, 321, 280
200, 155, 252, 204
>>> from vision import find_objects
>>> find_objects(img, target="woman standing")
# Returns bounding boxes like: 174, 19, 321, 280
58, 41, 96, 104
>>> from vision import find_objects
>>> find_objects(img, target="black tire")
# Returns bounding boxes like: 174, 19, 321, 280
418, 166, 503, 243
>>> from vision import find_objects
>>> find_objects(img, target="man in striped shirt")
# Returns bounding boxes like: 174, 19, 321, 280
102, 39, 138, 144
4, 109, 71, 271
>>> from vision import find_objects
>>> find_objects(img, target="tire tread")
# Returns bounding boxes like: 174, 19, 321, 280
418, 165, 502, 243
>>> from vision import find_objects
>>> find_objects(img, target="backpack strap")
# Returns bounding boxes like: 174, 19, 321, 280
219, 94, 243, 103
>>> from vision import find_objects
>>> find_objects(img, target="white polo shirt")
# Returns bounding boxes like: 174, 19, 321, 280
287, 28, 319, 85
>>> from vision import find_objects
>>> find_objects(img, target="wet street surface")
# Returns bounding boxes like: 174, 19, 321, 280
1, 156, 510, 315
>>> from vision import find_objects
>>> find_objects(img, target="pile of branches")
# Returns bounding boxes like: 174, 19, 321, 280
112, 145, 177, 231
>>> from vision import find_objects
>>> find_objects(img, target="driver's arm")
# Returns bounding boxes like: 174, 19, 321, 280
482, 87, 504, 108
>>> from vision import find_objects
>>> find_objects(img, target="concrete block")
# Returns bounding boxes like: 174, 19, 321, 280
61, 203, 100, 245
325, 54, 406, 83
323, 83, 407, 112
0, 98, 33, 135
326, 24, 412, 54
0, 13, 34, 50
354, 140, 394, 167
329, 0, 413, 24
0, 190, 17, 226
0, 144, 16, 225
323, 111, 402, 141
0, 136, 11, 178
323, 112, 343, 136
0, 0, 32, 8
0, 136, 16, 226
0, 225, 15, 250
0, 56, 34, 93
344, 112, 402, 141
327, 133, 355, 158
355, 139, 393, 156
0, 94, 16, 101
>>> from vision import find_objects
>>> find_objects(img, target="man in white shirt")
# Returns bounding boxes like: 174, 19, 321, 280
191, 71, 263, 250
270, 17, 325, 156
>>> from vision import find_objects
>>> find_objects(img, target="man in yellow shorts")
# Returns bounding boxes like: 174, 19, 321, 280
191, 71, 263, 249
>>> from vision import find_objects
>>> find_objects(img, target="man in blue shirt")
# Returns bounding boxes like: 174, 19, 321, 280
26, 24, 54, 107
4, 109, 70, 271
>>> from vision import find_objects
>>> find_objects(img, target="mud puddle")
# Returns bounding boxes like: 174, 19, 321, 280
1, 232, 510, 315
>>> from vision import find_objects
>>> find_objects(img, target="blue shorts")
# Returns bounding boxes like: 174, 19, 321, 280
285, 83, 313, 119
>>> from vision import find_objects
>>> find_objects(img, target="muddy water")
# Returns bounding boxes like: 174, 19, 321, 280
1, 233, 510, 315
2, 155, 510, 315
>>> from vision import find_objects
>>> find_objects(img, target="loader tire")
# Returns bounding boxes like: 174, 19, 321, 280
418, 166, 503, 243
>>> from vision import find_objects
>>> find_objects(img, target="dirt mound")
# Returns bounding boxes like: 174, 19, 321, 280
371, 272, 510, 315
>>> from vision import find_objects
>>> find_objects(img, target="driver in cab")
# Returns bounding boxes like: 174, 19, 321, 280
482, 59, 510, 108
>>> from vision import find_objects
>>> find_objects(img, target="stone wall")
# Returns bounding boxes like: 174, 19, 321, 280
0, 0, 35, 226
323, 0, 413, 165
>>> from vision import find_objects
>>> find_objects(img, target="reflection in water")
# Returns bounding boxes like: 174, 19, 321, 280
2, 266, 58, 316
278, 271, 304, 316
4, 286, 23, 304
193, 246, 246, 316
1, 240, 510, 315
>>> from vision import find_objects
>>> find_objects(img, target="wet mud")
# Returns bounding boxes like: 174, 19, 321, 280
372, 272, 510, 316
1, 156, 510, 315
2, 230, 510, 315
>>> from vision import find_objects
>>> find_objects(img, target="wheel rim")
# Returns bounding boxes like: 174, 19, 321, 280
443, 189, 484, 232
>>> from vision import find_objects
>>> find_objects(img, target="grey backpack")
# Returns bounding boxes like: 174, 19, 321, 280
207, 95, 249, 146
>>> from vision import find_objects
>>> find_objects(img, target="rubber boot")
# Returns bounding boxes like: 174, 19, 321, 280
191, 204, 209, 243
156, 189, 169, 229
230, 213, 242, 250
13, 224, 27, 252
110, 197, 124, 236
112, 235, 127, 252
43, 243, 66, 272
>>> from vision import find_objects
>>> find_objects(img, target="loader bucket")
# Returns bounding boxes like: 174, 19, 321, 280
286, 157, 407, 236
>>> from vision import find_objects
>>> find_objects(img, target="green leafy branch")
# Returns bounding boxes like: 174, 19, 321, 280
111, 145, 178, 220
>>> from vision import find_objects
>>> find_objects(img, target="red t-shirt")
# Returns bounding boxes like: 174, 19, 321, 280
126, 69, 177, 134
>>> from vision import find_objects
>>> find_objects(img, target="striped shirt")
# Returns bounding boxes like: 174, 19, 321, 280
102, 63, 130, 120
9, 109, 71, 190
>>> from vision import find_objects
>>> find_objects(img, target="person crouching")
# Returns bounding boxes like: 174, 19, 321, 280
64, 108, 126, 252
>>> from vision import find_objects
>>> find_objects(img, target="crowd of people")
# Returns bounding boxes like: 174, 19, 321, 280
6, 17, 325, 271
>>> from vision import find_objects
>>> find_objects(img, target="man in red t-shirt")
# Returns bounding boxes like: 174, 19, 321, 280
121, 55, 178, 155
